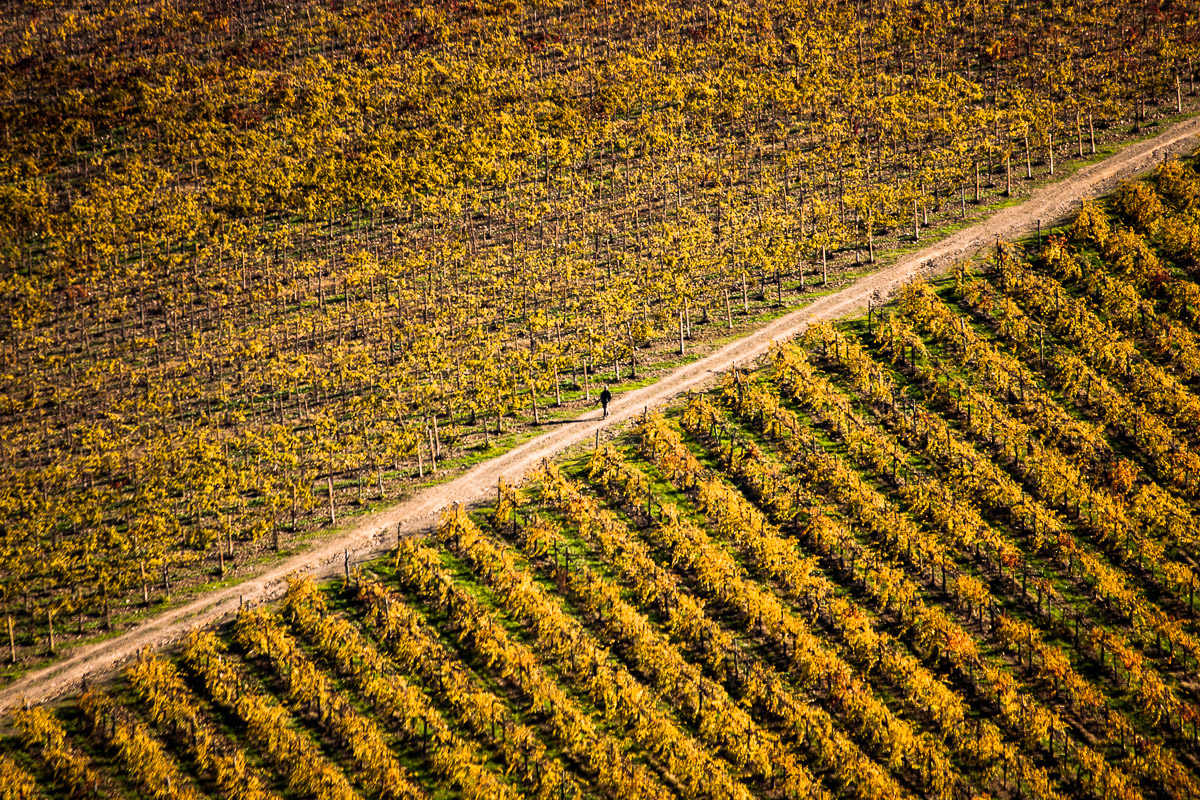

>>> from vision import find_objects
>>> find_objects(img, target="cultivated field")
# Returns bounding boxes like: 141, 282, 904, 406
5, 158, 1200, 800
3, 0, 1199, 676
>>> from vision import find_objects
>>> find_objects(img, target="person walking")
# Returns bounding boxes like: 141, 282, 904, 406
599, 386, 613, 419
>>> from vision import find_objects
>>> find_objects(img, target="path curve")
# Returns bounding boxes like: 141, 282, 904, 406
6, 115, 1200, 710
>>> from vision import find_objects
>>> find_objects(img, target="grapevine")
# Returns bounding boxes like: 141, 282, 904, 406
78, 687, 203, 800
127, 655, 281, 800
282, 577, 575, 800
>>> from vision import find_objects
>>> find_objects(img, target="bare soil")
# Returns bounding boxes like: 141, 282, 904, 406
5, 115, 1199, 711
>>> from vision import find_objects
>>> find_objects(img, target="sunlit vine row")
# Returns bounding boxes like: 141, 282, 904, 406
896, 283, 1200, 662
233, 609, 433, 800
815, 317, 1200, 673
992, 253, 1200, 461
182, 629, 361, 800
127, 654, 281, 800
858, 301, 1200, 686
583, 447, 967, 800
0, 752, 42, 800
635, 411, 1062, 796
792, 329, 1200, 793
1054, 207, 1200, 383
503, 499, 839, 800
381, 542, 677, 800
528, 464, 910, 800
282, 577, 579, 800
78, 687, 202, 800
681, 393, 1144, 800
961, 271, 1200, 498
802, 323, 1200, 708
11, 705, 107, 799
436, 505, 759, 800
901, 279, 1200, 560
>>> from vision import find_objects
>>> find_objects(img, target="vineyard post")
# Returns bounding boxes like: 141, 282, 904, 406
725, 289, 732, 328
913, 200, 919, 241
678, 311, 685, 355
867, 211, 876, 263
822, 247, 828, 286
1005, 152, 1011, 196
429, 424, 440, 465
6, 615, 13, 663
742, 273, 749, 312
47, 610, 55, 655
1024, 126, 1032, 178
291, 484, 298, 532
1048, 126, 1055, 175
327, 476, 336, 524
627, 321, 637, 379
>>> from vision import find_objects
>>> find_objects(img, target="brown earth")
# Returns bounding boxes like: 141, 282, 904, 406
5, 114, 1200, 711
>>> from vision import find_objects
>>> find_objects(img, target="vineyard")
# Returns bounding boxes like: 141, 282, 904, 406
2, 0, 1200, 675
6, 159, 1200, 798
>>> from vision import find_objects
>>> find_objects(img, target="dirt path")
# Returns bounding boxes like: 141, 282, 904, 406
5, 115, 1199, 711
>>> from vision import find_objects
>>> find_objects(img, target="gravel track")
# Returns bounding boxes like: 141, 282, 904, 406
5, 115, 1200, 710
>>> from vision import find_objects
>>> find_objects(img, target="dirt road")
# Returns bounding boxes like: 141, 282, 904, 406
5, 115, 1199, 711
